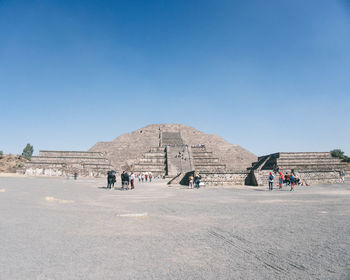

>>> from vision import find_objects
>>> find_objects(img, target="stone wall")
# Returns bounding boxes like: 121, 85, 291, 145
198, 171, 250, 186
168, 170, 249, 186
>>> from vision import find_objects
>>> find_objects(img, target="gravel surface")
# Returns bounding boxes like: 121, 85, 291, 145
0, 176, 349, 280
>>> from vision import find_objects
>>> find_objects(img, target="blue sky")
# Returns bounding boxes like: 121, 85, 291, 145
1, 0, 349, 156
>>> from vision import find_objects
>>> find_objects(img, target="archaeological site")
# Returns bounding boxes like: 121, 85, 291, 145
22, 124, 347, 186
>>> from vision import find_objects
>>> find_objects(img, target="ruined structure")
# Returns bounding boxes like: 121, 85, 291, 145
247, 152, 347, 185
21, 124, 345, 185
90, 124, 256, 176
23, 151, 111, 177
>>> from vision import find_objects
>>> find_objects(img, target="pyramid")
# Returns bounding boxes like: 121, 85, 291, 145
89, 124, 257, 175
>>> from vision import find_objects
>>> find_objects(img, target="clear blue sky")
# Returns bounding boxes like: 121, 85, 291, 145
1, 0, 349, 156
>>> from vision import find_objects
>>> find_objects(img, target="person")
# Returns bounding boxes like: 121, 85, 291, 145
141, 173, 145, 182
278, 171, 284, 189
74, 172, 78, 180
121, 171, 126, 190
341, 170, 345, 183
124, 172, 130, 190
285, 172, 290, 186
107, 171, 114, 189
268, 172, 274, 191
130, 172, 135, 190
189, 176, 194, 189
194, 174, 201, 189
145, 173, 148, 182
149, 173, 153, 182
138, 174, 141, 182
290, 172, 295, 191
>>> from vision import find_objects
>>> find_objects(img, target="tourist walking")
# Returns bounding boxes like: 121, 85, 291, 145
130, 172, 135, 190
195, 174, 201, 189
341, 170, 345, 183
149, 173, 153, 182
268, 172, 274, 191
278, 171, 284, 189
145, 173, 148, 182
290, 173, 295, 191
189, 176, 194, 189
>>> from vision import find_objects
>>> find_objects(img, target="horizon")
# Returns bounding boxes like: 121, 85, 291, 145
1, 0, 349, 156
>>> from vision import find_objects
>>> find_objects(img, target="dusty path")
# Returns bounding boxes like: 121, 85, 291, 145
0, 176, 349, 279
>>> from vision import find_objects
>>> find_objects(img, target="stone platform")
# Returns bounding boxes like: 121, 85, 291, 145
23, 151, 112, 177
248, 152, 347, 186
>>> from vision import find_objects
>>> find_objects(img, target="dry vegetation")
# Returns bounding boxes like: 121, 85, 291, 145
0, 154, 28, 173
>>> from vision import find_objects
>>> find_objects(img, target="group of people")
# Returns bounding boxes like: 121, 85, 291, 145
106, 170, 155, 190
268, 169, 347, 191
188, 174, 202, 189
121, 171, 136, 190
137, 172, 153, 182
268, 171, 304, 191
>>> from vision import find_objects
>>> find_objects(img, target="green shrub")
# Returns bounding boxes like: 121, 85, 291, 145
331, 149, 345, 159
22, 144, 34, 160
331, 149, 350, 162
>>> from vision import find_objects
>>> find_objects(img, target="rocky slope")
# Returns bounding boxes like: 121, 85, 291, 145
0, 155, 28, 173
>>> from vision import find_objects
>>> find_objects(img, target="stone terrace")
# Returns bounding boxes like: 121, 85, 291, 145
248, 152, 347, 186
24, 151, 112, 177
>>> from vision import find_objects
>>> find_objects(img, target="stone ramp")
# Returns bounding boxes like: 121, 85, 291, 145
161, 132, 183, 146
166, 146, 192, 176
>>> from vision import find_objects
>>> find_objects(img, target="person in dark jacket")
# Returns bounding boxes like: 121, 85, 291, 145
124, 172, 130, 190
121, 171, 126, 190
107, 171, 114, 189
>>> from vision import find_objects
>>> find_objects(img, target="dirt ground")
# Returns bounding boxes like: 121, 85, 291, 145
0, 176, 349, 280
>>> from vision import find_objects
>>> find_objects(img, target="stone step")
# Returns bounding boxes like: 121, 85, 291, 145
149, 147, 165, 152
275, 163, 347, 170
133, 167, 165, 172
32, 156, 110, 164
139, 158, 166, 163
144, 152, 165, 157
277, 158, 342, 164
278, 152, 332, 158
193, 158, 220, 163
39, 151, 106, 158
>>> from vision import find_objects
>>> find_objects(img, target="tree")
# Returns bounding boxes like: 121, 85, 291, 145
22, 144, 34, 160
331, 149, 350, 162
331, 149, 345, 159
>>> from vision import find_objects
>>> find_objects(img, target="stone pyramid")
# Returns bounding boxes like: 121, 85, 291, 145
89, 124, 257, 174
